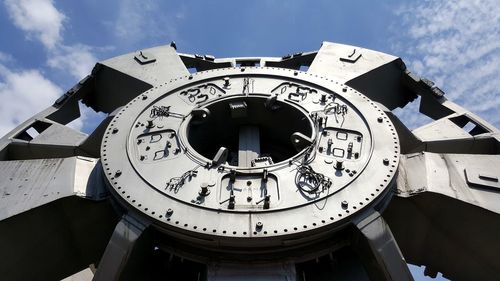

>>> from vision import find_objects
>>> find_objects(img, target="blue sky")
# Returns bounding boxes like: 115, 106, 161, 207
0, 0, 499, 279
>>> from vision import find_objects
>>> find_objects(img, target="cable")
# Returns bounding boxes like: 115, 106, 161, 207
294, 164, 332, 194
165, 165, 200, 192
150, 105, 184, 119
290, 111, 333, 195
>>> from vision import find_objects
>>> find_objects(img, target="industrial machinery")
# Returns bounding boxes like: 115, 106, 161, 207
0, 42, 499, 281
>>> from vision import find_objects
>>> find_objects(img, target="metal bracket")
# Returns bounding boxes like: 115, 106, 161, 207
340, 49, 362, 63
134, 51, 156, 65
465, 167, 500, 191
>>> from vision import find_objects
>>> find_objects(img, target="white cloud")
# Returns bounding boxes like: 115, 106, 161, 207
4, 0, 65, 49
0, 63, 63, 136
2, 0, 100, 135
4, 0, 98, 80
47, 44, 97, 80
392, 0, 500, 129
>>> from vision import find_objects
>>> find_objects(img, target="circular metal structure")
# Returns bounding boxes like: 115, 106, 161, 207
101, 67, 399, 259
2, 42, 499, 281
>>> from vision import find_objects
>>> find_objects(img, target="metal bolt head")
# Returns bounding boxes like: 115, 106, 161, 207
321, 94, 327, 103
166, 208, 174, 216
341, 201, 348, 208
256, 222, 263, 229
377, 117, 383, 123
141, 94, 147, 100
335, 160, 344, 170
223, 77, 231, 87
147, 120, 154, 128
115, 170, 122, 177
383, 158, 389, 165
112, 128, 119, 134
199, 182, 210, 196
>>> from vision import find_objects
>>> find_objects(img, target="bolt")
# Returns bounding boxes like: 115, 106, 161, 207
141, 94, 147, 100
342, 87, 347, 92
341, 201, 348, 208
199, 182, 209, 196
115, 170, 122, 177
112, 128, 119, 134
294, 70, 298, 76
327, 139, 333, 151
140, 155, 145, 161
377, 117, 383, 123
247, 196, 252, 202
383, 158, 389, 165
228, 195, 235, 209
256, 221, 263, 230
188, 75, 193, 80
229, 169, 236, 182
335, 160, 344, 170
321, 94, 327, 103
147, 120, 154, 128
223, 77, 231, 87
166, 208, 174, 216
263, 195, 271, 209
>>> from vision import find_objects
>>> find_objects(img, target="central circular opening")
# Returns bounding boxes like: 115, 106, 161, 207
187, 96, 313, 167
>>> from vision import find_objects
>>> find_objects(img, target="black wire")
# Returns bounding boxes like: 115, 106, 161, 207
295, 165, 332, 194
166, 165, 200, 192
291, 111, 333, 194
150, 105, 184, 119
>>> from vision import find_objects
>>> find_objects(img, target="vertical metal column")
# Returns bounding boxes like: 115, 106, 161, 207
92, 216, 150, 281
238, 126, 260, 167
353, 211, 414, 281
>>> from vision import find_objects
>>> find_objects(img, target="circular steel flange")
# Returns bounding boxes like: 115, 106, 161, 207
101, 67, 400, 259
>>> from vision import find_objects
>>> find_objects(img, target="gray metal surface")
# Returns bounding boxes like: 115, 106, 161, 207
0, 41, 498, 281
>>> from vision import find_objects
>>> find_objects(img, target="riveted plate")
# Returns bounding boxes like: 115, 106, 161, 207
101, 67, 400, 252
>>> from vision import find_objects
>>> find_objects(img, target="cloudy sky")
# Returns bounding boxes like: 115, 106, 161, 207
0, 0, 498, 279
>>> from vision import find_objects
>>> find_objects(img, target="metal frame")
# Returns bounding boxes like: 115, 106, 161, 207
0, 41, 498, 281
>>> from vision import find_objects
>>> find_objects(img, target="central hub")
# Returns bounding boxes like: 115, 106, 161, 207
101, 67, 400, 260
186, 96, 313, 167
